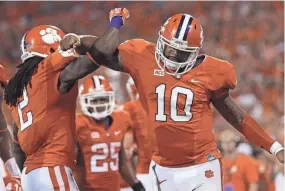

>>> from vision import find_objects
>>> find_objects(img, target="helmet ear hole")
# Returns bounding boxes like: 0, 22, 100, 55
50, 48, 55, 54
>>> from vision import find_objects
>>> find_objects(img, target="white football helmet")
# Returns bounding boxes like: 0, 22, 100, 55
79, 75, 115, 120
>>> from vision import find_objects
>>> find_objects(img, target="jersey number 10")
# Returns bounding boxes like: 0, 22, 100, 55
155, 84, 194, 122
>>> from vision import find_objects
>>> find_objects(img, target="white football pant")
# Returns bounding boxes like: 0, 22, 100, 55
21, 166, 79, 191
149, 159, 223, 191
137, 174, 152, 191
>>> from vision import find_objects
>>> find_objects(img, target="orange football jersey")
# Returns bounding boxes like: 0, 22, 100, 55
118, 39, 237, 167
9, 50, 79, 173
76, 110, 132, 191
123, 100, 152, 173
222, 154, 259, 191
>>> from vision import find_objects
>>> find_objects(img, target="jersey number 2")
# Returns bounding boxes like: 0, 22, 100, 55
155, 84, 194, 122
17, 88, 33, 131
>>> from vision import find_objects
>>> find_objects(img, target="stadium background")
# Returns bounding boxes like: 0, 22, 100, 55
0, 1, 284, 191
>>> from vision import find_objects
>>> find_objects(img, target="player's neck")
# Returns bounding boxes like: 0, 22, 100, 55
95, 116, 113, 131
192, 54, 205, 69
174, 55, 205, 75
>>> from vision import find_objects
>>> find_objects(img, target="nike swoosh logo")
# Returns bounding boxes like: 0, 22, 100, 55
158, 179, 167, 185
114, 131, 121, 135
190, 79, 200, 83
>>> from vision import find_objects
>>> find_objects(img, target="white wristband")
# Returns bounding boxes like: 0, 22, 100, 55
4, 157, 21, 177
270, 141, 284, 155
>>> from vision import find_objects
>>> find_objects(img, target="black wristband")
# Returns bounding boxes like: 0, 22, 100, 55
131, 181, 145, 191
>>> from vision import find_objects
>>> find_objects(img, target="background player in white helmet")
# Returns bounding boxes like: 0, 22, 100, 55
75, 75, 145, 191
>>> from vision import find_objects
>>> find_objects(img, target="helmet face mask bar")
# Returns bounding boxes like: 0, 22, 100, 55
80, 91, 115, 120
155, 34, 200, 76
79, 75, 115, 120
155, 14, 204, 76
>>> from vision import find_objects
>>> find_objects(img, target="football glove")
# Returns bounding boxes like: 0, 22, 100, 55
131, 181, 145, 191
109, 8, 130, 24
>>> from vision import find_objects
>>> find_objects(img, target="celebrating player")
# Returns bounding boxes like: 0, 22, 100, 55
60, 13, 284, 191
4, 8, 130, 191
75, 75, 145, 191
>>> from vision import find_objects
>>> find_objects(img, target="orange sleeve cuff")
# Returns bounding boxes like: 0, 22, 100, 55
239, 114, 274, 152
86, 52, 100, 66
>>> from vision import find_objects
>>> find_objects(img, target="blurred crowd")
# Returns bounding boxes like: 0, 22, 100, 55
0, 1, 284, 191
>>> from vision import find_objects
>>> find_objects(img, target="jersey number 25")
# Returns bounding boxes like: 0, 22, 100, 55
91, 142, 121, 173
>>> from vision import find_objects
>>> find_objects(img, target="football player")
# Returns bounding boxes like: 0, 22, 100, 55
60, 14, 284, 191
120, 77, 152, 191
4, 8, 130, 191
75, 75, 145, 191
0, 65, 22, 191
220, 129, 259, 191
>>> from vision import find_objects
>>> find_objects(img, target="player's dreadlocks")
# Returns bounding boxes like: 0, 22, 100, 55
4, 57, 44, 106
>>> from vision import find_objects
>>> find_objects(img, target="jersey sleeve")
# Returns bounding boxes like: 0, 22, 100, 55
46, 49, 79, 72
210, 61, 238, 99
118, 39, 149, 75
75, 114, 87, 140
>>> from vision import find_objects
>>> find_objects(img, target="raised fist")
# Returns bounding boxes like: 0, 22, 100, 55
59, 33, 81, 51
109, 8, 130, 24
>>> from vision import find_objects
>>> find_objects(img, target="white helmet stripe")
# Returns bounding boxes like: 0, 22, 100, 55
92, 76, 102, 90
20, 32, 28, 53
178, 14, 191, 41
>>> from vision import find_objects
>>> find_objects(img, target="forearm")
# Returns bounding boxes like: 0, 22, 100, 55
88, 27, 121, 67
212, 94, 278, 153
61, 55, 98, 82
12, 141, 26, 171
236, 114, 275, 152
90, 27, 119, 57
0, 129, 13, 162
11, 123, 25, 171
119, 149, 138, 186
77, 35, 98, 55
58, 55, 99, 94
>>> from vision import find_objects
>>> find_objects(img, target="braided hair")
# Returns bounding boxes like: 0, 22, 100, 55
4, 57, 44, 106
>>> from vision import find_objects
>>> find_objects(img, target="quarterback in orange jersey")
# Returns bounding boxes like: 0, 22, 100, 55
0, 65, 21, 191
62, 14, 284, 191
120, 77, 152, 191
3, 8, 129, 191
220, 130, 259, 191
75, 75, 145, 191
